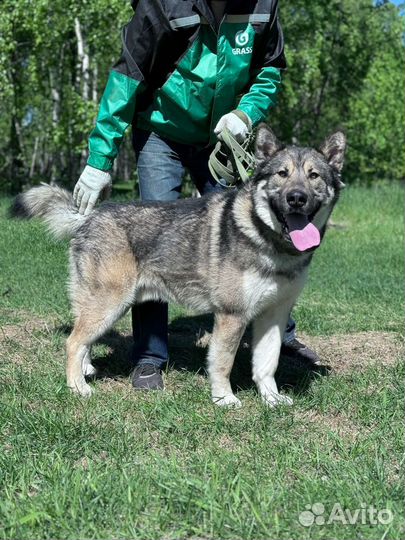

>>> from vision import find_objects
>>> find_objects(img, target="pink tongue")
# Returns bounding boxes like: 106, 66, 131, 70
289, 223, 320, 251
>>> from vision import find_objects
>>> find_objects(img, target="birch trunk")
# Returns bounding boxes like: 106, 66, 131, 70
92, 63, 98, 103
49, 69, 61, 185
74, 17, 90, 102
75, 17, 91, 172
29, 137, 39, 179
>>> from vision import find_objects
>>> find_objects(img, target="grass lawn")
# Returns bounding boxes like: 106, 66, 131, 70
0, 183, 404, 540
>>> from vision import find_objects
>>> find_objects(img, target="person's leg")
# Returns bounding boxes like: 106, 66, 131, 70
134, 129, 184, 201
131, 130, 186, 388
280, 316, 321, 365
186, 145, 225, 195
283, 317, 296, 344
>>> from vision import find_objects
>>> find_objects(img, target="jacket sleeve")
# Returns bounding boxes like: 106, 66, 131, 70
237, 1, 286, 126
87, 0, 171, 171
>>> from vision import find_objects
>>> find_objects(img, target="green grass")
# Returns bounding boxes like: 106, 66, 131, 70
295, 183, 404, 334
0, 184, 404, 540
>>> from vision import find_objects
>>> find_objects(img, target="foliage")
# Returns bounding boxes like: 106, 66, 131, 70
0, 0, 134, 192
271, 0, 405, 183
346, 48, 405, 183
0, 0, 404, 192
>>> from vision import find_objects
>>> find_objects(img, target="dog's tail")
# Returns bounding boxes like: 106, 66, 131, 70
9, 184, 87, 240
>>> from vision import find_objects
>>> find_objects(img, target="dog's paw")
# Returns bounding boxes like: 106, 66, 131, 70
262, 392, 293, 408
84, 363, 97, 377
69, 382, 93, 398
213, 394, 242, 408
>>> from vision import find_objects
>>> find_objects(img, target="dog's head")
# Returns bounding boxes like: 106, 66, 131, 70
251, 124, 346, 253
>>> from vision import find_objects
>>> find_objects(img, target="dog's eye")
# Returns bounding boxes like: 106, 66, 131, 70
278, 170, 288, 178
309, 172, 319, 180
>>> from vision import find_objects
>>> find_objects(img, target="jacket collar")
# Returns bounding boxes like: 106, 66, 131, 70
191, 0, 217, 29
190, 1, 261, 25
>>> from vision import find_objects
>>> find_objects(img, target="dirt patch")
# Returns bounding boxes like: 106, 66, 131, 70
96, 377, 130, 393
294, 409, 364, 442
0, 311, 58, 367
0, 308, 56, 341
173, 328, 403, 373
299, 331, 403, 373
0, 319, 52, 344
1, 308, 402, 376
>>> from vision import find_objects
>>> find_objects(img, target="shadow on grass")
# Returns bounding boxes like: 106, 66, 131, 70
57, 313, 330, 396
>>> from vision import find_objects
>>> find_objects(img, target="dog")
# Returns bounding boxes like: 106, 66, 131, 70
11, 125, 346, 407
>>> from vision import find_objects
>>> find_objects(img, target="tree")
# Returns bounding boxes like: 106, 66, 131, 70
0, 0, 404, 190
272, 0, 405, 182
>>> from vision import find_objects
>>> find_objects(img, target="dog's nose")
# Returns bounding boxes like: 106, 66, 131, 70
286, 190, 308, 209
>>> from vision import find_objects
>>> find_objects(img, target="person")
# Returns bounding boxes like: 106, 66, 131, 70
73, 0, 320, 391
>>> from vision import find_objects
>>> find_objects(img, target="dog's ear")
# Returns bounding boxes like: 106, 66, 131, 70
255, 124, 282, 162
319, 131, 346, 174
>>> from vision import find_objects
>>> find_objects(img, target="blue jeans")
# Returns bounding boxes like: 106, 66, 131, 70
131, 129, 296, 368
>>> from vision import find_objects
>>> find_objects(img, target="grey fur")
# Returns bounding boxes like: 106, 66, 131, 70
11, 183, 85, 240
11, 125, 346, 406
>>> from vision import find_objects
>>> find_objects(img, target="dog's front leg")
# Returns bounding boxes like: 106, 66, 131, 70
252, 304, 293, 407
208, 313, 246, 407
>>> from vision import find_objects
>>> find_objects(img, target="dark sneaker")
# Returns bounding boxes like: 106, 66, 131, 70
132, 363, 164, 390
280, 338, 321, 365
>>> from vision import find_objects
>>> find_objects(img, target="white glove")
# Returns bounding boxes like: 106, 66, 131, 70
214, 111, 252, 143
73, 165, 112, 216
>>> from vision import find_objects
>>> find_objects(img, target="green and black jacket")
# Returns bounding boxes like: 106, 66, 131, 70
88, 0, 286, 171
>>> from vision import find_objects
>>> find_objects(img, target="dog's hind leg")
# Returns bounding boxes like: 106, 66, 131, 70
82, 346, 96, 377
66, 251, 138, 397
208, 313, 246, 407
66, 299, 130, 397
252, 303, 293, 407
66, 333, 92, 397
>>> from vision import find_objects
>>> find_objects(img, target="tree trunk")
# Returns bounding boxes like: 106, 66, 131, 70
9, 48, 25, 194
74, 17, 90, 101
29, 136, 39, 180
49, 69, 61, 185
75, 17, 91, 172
92, 63, 98, 103
9, 115, 25, 194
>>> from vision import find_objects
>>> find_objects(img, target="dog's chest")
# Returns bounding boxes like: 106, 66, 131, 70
242, 269, 306, 316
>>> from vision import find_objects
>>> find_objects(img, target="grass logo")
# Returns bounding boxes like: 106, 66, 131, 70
298, 502, 393, 527
235, 30, 249, 47
233, 30, 252, 55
